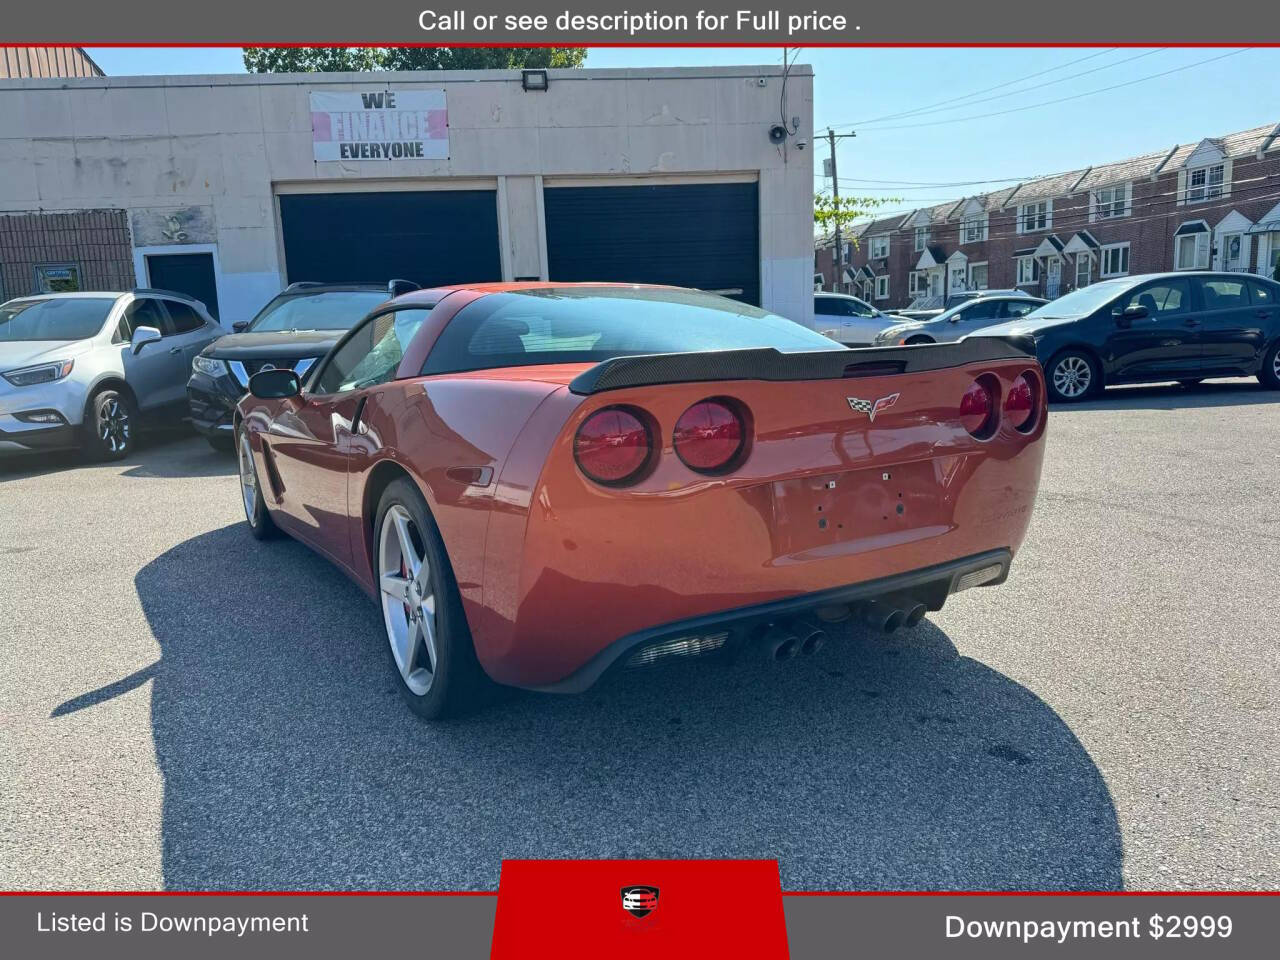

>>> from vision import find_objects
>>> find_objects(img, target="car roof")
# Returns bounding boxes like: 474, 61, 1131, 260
386, 281, 682, 309
274, 282, 389, 295
4, 291, 129, 302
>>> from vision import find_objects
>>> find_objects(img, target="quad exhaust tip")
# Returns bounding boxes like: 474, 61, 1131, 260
858, 596, 928, 633
762, 624, 801, 661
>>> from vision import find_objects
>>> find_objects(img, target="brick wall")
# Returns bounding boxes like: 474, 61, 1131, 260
0, 210, 135, 300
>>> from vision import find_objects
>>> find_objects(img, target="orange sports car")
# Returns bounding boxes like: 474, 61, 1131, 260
235, 283, 1046, 719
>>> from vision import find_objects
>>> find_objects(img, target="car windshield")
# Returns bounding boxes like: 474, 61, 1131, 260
248, 290, 387, 332
0, 297, 115, 342
423, 287, 845, 375
1028, 280, 1132, 319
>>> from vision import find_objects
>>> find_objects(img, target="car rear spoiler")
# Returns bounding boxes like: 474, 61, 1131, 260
568, 335, 1037, 396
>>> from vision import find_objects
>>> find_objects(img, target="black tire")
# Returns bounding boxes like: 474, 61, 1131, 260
1177, 379, 1204, 387
374, 477, 494, 720
83, 388, 137, 461
206, 433, 235, 453
904, 335, 935, 345
236, 424, 278, 540
1259, 341, 1280, 390
1045, 349, 1102, 403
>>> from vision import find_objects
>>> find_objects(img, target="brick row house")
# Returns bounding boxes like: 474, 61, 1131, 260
816, 121, 1280, 309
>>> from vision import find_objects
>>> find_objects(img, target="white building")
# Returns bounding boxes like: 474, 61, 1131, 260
0, 65, 815, 326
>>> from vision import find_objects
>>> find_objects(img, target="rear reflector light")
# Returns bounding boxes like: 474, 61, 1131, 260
574, 406, 652, 486
625, 632, 729, 668
673, 399, 746, 473
1004, 371, 1038, 431
960, 376, 998, 439
955, 563, 1005, 592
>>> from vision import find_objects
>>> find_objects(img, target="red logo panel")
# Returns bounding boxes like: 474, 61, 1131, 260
491, 860, 789, 958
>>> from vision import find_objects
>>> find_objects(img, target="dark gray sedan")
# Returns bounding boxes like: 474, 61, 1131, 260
873, 294, 1046, 345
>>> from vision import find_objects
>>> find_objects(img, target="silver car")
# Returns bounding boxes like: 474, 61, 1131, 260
873, 294, 1046, 346
0, 289, 223, 460
812, 292, 905, 346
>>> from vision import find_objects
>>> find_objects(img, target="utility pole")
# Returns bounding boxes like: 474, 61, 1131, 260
826, 128, 856, 291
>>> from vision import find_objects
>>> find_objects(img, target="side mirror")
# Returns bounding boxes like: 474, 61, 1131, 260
248, 368, 301, 400
232, 320, 250, 333
388, 278, 420, 297
1123, 304, 1149, 319
130, 325, 162, 354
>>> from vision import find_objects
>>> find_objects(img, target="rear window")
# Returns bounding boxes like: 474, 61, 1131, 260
249, 290, 387, 333
422, 287, 843, 375
0, 297, 115, 342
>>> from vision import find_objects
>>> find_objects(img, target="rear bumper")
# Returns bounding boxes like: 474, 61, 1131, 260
525, 548, 1012, 693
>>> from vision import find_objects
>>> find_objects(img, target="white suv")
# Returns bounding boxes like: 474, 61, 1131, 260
0, 289, 223, 460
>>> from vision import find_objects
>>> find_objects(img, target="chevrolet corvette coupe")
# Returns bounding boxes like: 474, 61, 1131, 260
236, 284, 1046, 719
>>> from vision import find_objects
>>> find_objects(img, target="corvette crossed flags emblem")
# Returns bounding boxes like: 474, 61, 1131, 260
847, 392, 900, 422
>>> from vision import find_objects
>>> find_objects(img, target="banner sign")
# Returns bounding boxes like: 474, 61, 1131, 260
309, 90, 448, 163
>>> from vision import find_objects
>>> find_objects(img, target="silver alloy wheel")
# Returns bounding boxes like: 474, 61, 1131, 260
1053, 355, 1092, 398
98, 397, 130, 453
378, 504, 438, 697
238, 430, 259, 523
1274, 348, 1280, 380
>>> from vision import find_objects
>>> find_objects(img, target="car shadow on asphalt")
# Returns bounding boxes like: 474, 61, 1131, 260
0, 430, 233, 483
57, 524, 1122, 892
1063, 379, 1278, 411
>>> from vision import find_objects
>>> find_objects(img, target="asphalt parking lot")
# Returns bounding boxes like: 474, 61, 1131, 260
1, 379, 1277, 892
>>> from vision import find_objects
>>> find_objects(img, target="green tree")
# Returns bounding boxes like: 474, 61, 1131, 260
813, 193, 900, 247
243, 47, 587, 73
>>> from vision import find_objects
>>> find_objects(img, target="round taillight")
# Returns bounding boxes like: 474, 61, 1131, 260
1004, 371, 1038, 431
673, 399, 746, 474
574, 407, 652, 486
960, 377, 998, 438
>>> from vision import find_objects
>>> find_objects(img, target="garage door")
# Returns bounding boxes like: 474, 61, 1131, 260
278, 190, 502, 288
544, 182, 760, 305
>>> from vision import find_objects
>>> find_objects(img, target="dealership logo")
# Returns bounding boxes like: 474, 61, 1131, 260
847, 392, 900, 421
620, 885, 660, 919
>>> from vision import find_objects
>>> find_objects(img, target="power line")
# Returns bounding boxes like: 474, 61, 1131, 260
814, 175, 1035, 187
831, 48, 1118, 128
856, 49, 1164, 127
850, 50, 1247, 133
817, 179, 1280, 254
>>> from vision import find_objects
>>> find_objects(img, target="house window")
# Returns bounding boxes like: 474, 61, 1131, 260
908, 271, 924, 296
914, 226, 928, 252
870, 234, 889, 259
1017, 200, 1051, 234
1075, 255, 1092, 288
874, 275, 890, 300
1015, 256, 1039, 285
1100, 243, 1130, 278
1174, 230, 1210, 271
968, 262, 988, 289
1094, 184, 1130, 220
1187, 164, 1225, 202
962, 215, 987, 244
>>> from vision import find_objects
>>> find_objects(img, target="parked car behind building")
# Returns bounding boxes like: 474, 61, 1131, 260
0, 289, 222, 459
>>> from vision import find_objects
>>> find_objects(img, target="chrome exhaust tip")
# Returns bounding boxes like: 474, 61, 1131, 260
761, 624, 801, 661
794, 618, 828, 656
860, 600, 906, 634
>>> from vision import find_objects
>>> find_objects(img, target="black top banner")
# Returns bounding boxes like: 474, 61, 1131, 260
7, 0, 1280, 44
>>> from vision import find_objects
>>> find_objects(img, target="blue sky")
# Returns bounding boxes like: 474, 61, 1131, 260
86, 46, 1279, 216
